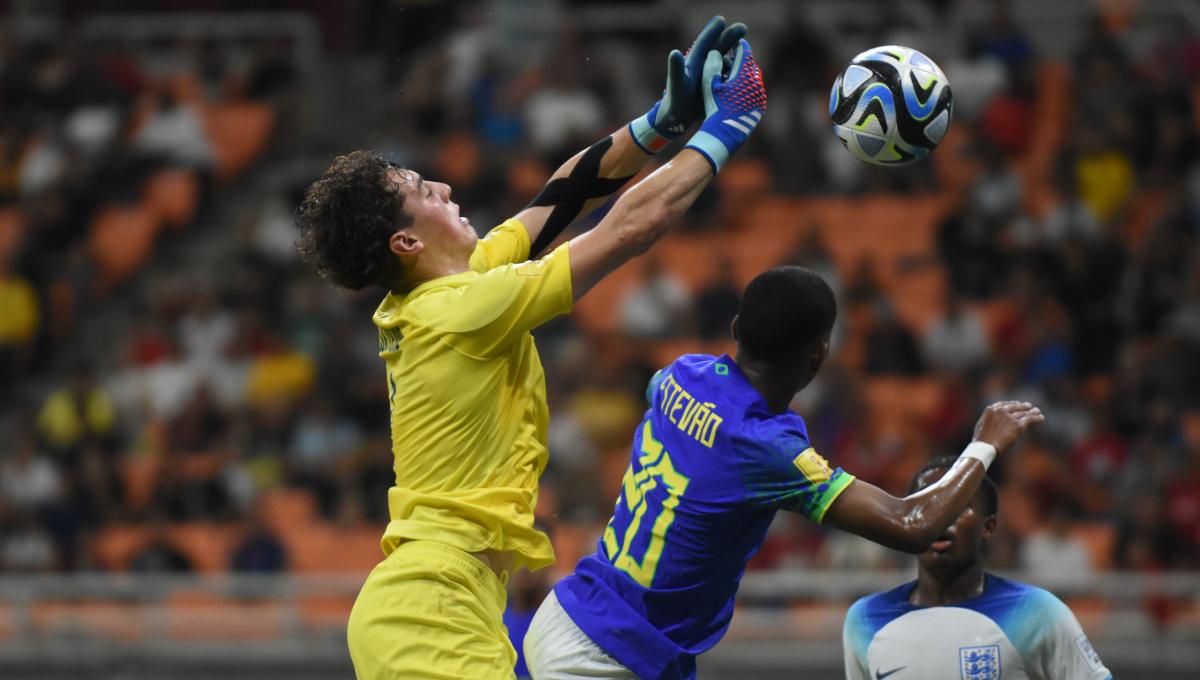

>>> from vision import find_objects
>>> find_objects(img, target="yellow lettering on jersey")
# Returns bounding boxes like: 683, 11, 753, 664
792, 447, 833, 483
655, 374, 724, 449
612, 421, 691, 587
699, 412, 723, 448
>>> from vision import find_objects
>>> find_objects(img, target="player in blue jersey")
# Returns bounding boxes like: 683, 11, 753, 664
523, 267, 1044, 680
842, 458, 1112, 680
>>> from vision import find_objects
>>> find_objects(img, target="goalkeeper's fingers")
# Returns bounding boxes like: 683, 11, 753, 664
714, 22, 747, 55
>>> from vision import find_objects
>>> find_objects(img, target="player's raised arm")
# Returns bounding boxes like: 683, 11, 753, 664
822, 401, 1044, 553
567, 39, 766, 299
515, 16, 745, 257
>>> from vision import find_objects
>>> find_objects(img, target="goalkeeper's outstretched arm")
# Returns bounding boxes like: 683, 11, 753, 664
568, 39, 765, 300
515, 15, 746, 257
514, 129, 647, 258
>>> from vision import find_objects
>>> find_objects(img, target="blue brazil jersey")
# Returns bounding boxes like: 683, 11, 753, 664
555, 354, 855, 680
843, 574, 1112, 680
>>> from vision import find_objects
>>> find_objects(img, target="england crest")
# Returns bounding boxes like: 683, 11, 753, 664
959, 645, 1000, 680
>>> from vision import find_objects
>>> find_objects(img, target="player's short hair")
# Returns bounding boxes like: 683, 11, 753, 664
295, 151, 411, 290
737, 266, 837, 362
909, 456, 999, 518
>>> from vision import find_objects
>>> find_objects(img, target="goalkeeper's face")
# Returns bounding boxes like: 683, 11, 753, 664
388, 166, 477, 260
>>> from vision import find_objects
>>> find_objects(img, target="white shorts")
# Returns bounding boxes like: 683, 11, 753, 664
523, 589, 639, 679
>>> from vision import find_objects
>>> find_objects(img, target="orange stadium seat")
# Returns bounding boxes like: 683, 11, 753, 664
1122, 188, 1175, 249
1071, 522, 1116, 571
121, 454, 163, 513
890, 265, 947, 334
0, 207, 24, 263
1064, 596, 1110, 636
258, 488, 318, 535
142, 168, 200, 228
1017, 62, 1070, 185
88, 203, 162, 288
203, 103, 276, 182
572, 263, 642, 334
30, 602, 145, 642
863, 377, 942, 437
165, 592, 287, 640
549, 521, 601, 580
932, 124, 983, 192
286, 523, 382, 573
165, 72, 204, 105
167, 523, 237, 573
299, 594, 357, 634
716, 158, 771, 230
0, 603, 14, 640
92, 524, 151, 570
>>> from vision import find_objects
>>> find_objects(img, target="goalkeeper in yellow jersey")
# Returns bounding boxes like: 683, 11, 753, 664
294, 16, 764, 680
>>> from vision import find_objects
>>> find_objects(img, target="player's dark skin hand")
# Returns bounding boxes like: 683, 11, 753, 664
823, 400, 1046, 554
971, 401, 1044, 452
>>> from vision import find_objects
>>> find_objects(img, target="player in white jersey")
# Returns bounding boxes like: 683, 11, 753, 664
843, 458, 1112, 680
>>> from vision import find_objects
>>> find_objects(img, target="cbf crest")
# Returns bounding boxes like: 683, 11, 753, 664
959, 645, 1000, 680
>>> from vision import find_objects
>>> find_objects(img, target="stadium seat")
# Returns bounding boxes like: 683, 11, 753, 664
298, 595, 356, 634
258, 488, 318, 535
1017, 62, 1070, 186
92, 524, 152, 570
121, 454, 163, 513
286, 523, 382, 573
203, 102, 276, 182
88, 203, 163, 288
0, 603, 14, 640
1064, 596, 1110, 637
863, 377, 942, 437
890, 265, 947, 333
164, 72, 204, 105
549, 521, 601, 580
0, 207, 24, 263
1122, 188, 1174, 249
573, 265, 641, 334
1070, 523, 1116, 571
30, 602, 145, 642
168, 523, 237, 573
716, 158, 771, 230
165, 592, 287, 640
143, 168, 200, 228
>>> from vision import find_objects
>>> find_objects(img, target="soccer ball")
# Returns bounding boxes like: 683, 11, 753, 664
829, 45, 953, 166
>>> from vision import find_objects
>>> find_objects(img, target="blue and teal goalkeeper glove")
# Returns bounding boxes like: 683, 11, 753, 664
685, 39, 767, 174
629, 15, 747, 154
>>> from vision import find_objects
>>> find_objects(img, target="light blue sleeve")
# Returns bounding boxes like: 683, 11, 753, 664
842, 598, 873, 680
1003, 587, 1112, 680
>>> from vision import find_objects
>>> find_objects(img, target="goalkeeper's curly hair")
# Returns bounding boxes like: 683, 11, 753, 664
295, 151, 412, 291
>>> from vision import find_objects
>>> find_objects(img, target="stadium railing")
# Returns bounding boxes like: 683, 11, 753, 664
0, 569, 1197, 678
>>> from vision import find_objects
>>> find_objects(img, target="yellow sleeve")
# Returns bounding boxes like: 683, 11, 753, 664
426, 243, 573, 357
468, 218, 531, 272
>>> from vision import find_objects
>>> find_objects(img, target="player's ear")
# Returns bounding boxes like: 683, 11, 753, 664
389, 229, 423, 257
809, 339, 829, 373
730, 315, 740, 341
982, 515, 998, 540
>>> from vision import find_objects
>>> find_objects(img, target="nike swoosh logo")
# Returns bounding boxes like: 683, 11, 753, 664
876, 667, 905, 679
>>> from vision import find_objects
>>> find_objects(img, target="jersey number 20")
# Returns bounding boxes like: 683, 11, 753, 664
603, 420, 691, 587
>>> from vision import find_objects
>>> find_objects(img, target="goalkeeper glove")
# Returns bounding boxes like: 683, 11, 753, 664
685, 39, 767, 174
629, 15, 747, 153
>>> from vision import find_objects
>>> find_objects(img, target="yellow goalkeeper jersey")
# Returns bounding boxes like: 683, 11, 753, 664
372, 218, 572, 571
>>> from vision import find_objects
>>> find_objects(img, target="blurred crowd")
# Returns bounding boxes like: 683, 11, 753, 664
1, 1, 1199, 615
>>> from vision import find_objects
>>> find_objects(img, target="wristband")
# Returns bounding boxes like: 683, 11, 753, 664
628, 103, 674, 154
960, 441, 997, 470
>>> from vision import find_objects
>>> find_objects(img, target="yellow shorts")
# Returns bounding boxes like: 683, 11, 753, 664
347, 540, 516, 680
